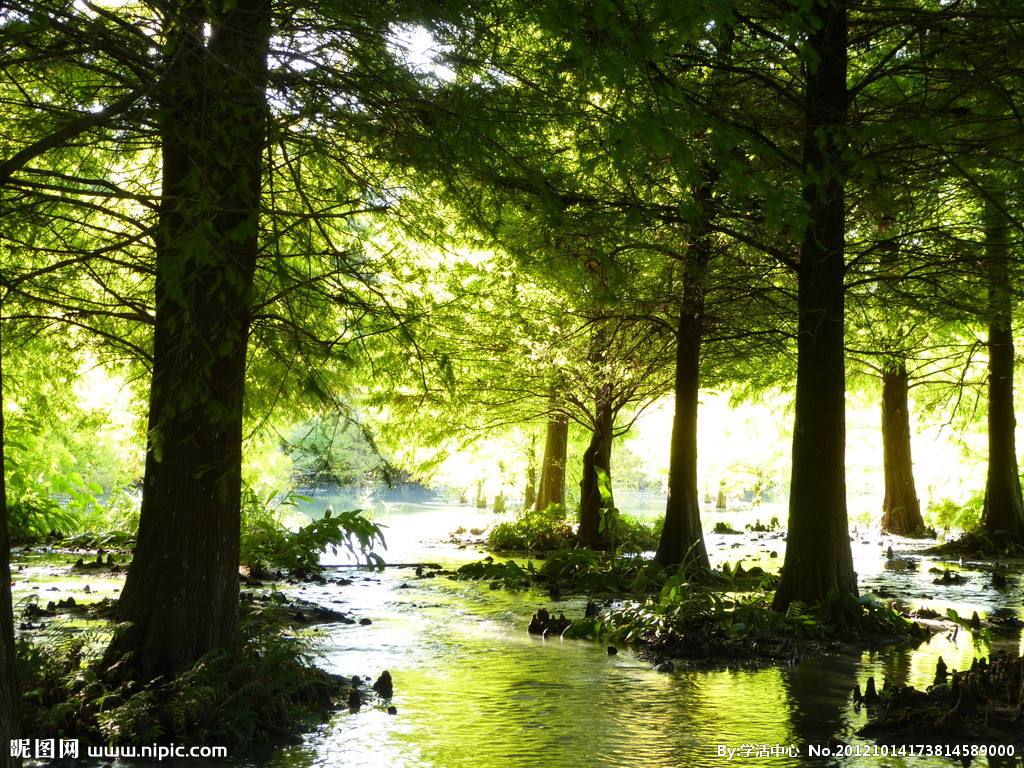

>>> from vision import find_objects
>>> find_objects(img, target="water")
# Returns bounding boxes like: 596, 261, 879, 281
259, 496, 1024, 768
11, 496, 1024, 767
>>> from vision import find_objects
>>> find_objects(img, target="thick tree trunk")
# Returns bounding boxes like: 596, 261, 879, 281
773, 0, 857, 611
104, 0, 270, 680
655, 270, 709, 571
534, 413, 568, 511
578, 392, 613, 550
880, 363, 925, 535
0, 329, 18, 768
981, 195, 1024, 540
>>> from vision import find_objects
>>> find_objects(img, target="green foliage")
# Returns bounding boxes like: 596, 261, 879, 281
240, 487, 386, 577
455, 550, 666, 594
615, 514, 661, 553
17, 613, 348, 747
455, 548, 663, 595
570, 588, 922, 647
455, 557, 535, 590
486, 503, 573, 552
283, 413, 386, 486
486, 502, 658, 554
927, 492, 983, 532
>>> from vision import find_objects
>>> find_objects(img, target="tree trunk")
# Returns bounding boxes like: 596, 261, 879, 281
534, 413, 568, 511
0, 322, 18, 768
981, 194, 1024, 540
653, 28, 731, 573
103, 0, 270, 680
524, 436, 537, 510
773, 0, 857, 611
880, 363, 925, 535
578, 390, 613, 550
655, 281, 709, 571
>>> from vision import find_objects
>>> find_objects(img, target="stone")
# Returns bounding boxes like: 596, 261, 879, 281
373, 670, 393, 698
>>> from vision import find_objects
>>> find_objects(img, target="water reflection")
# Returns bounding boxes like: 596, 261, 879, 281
13, 496, 1024, 767
261, 499, 1024, 768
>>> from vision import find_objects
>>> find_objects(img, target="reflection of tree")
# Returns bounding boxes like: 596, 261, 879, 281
782, 654, 859, 763
879, 647, 913, 691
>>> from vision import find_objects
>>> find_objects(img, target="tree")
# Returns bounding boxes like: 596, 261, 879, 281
0, 348, 15, 768
879, 360, 924, 535
104, 0, 271, 679
534, 412, 568, 511
773, 0, 857, 610
980, 192, 1024, 539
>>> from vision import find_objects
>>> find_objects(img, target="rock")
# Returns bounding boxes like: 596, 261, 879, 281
607, 646, 618, 656
359, 618, 372, 626
387, 706, 398, 715
528, 607, 570, 637
372, 670, 393, 698
654, 660, 674, 673
929, 683, 952, 698
933, 569, 963, 585
864, 676, 878, 701
347, 688, 362, 711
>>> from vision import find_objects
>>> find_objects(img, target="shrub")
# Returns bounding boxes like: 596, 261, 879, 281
486, 503, 573, 552
569, 587, 922, 647
927, 491, 983, 533
615, 515, 661, 553
486, 504, 660, 554
240, 486, 386, 578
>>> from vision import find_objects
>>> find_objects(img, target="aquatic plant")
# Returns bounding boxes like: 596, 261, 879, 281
568, 588, 924, 649
240, 487, 386, 578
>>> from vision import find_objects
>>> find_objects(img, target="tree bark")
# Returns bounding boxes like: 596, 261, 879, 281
0, 319, 19, 768
773, 0, 857, 610
880, 362, 925, 535
104, 0, 270, 680
655, 258, 709, 571
534, 413, 568, 511
981, 194, 1024, 540
578, 390, 613, 550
